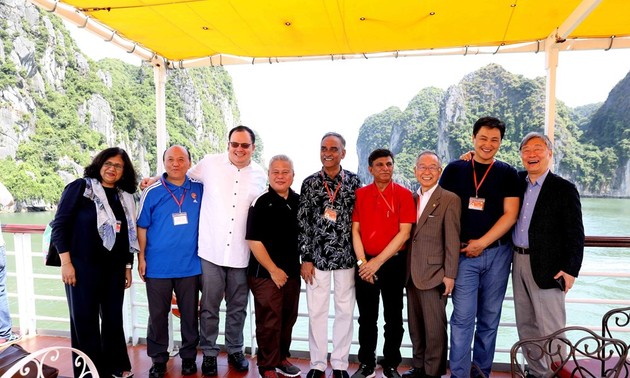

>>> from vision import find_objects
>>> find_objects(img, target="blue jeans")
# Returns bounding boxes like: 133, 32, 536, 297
448, 243, 512, 378
0, 245, 12, 338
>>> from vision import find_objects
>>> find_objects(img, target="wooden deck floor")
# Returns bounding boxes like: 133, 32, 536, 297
12, 335, 511, 378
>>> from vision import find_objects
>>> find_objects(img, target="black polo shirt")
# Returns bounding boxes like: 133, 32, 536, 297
440, 159, 520, 243
246, 186, 301, 279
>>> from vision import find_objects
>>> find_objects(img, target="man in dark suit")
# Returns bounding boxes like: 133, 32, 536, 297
512, 132, 584, 378
402, 151, 461, 378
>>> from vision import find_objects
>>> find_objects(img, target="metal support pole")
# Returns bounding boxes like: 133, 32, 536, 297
544, 42, 559, 145
154, 63, 168, 174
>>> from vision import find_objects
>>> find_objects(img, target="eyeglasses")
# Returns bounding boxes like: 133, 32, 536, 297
416, 165, 440, 172
229, 142, 252, 149
103, 162, 124, 171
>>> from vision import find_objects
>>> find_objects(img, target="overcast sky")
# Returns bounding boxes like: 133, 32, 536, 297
67, 23, 630, 183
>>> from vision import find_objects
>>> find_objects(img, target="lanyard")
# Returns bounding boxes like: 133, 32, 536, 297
377, 181, 395, 216
161, 178, 186, 212
471, 159, 494, 198
321, 170, 344, 206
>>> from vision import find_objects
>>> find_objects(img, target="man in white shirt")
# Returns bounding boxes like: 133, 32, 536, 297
0, 182, 20, 346
189, 126, 266, 376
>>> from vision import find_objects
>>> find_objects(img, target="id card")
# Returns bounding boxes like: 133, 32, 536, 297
115, 220, 122, 233
468, 197, 485, 211
173, 212, 188, 226
323, 207, 338, 223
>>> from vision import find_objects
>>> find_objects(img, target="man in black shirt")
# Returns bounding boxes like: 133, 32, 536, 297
439, 117, 520, 378
246, 155, 301, 378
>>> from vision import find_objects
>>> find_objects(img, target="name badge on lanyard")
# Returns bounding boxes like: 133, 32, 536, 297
469, 159, 494, 212
115, 220, 122, 233
321, 170, 344, 224
323, 207, 338, 223
173, 212, 188, 226
162, 177, 188, 226
468, 197, 485, 211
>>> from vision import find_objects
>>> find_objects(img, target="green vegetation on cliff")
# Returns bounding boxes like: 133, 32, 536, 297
0, 3, 245, 206
357, 64, 629, 195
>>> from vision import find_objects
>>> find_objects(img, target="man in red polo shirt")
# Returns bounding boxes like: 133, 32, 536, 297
351, 149, 416, 378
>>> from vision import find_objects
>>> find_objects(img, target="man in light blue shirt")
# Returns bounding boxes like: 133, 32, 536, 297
511, 132, 584, 378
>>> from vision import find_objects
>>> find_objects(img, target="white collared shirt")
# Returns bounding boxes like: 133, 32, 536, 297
188, 153, 266, 268
416, 183, 438, 222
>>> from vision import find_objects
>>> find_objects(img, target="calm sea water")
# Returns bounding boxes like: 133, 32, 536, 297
1, 198, 629, 362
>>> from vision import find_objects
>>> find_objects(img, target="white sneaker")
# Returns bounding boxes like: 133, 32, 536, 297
0, 332, 21, 347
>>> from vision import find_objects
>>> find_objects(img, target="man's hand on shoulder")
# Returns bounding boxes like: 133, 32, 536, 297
139, 176, 158, 190
459, 151, 474, 161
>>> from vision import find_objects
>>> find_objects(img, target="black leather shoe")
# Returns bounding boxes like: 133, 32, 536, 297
306, 369, 326, 378
202, 356, 218, 376
228, 351, 249, 371
149, 363, 166, 378
182, 359, 197, 375
401, 367, 425, 378
381, 365, 401, 378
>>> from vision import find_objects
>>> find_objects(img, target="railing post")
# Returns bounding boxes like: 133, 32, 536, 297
12, 233, 37, 336
128, 280, 140, 346
248, 291, 257, 356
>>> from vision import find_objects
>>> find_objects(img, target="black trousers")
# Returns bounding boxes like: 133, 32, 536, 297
66, 259, 131, 378
355, 252, 406, 367
145, 275, 200, 363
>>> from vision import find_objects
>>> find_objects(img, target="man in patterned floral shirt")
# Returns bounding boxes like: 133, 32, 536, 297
298, 132, 362, 378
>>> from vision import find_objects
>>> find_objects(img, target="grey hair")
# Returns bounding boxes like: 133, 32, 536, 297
415, 150, 441, 166
269, 154, 294, 171
321, 132, 346, 147
520, 132, 553, 151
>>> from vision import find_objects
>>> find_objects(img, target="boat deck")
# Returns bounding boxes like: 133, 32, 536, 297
13, 335, 511, 378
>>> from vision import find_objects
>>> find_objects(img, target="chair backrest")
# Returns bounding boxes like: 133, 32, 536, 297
1, 346, 99, 378
602, 306, 630, 377
510, 326, 629, 378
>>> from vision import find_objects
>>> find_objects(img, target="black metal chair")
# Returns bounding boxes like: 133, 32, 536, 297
510, 326, 629, 377
600, 306, 630, 377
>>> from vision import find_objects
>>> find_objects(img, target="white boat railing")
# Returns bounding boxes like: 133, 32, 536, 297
2, 225, 630, 368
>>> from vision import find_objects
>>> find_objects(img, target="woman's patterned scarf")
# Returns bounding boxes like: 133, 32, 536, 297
83, 178, 139, 253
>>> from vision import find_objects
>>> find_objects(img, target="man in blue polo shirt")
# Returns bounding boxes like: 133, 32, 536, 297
137, 145, 204, 378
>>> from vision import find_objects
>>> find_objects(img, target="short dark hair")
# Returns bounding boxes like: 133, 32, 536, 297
321, 132, 346, 148
473, 116, 506, 139
163, 145, 192, 162
368, 148, 394, 166
229, 125, 255, 144
84, 147, 137, 193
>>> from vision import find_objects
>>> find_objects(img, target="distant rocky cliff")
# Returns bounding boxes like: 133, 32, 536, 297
356, 64, 630, 197
0, 1, 241, 210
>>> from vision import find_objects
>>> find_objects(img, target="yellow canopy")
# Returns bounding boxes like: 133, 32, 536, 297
32, 0, 630, 67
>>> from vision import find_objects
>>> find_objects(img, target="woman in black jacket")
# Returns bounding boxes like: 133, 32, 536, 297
52, 147, 139, 378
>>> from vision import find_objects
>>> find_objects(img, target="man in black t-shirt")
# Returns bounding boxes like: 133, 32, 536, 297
246, 155, 301, 378
439, 117, 520, 378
